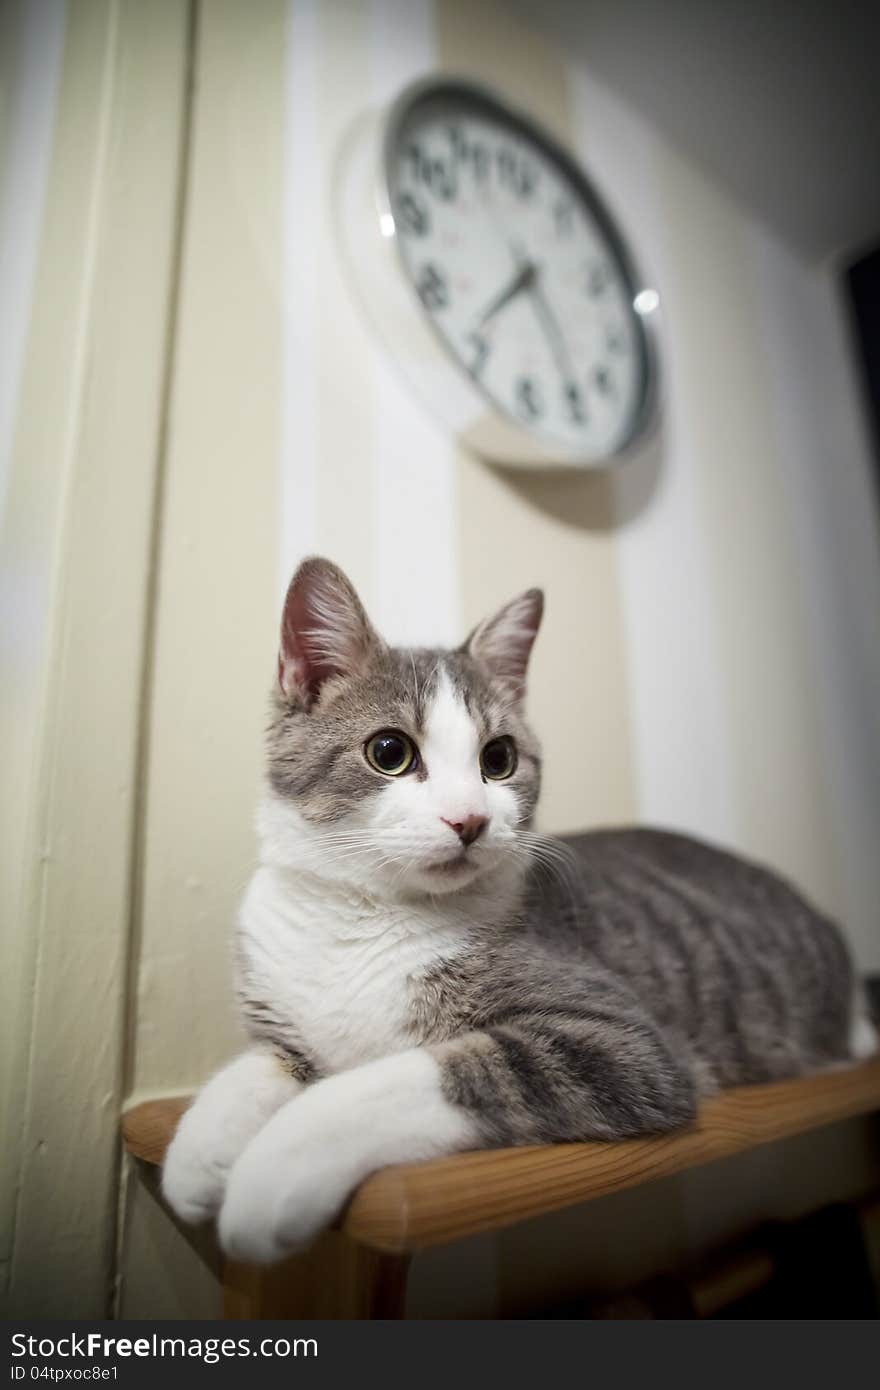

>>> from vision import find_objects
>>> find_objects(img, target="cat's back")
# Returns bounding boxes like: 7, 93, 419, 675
528, 825, 840, 939
547, 825, 797, 898
524, 826, 856, 1089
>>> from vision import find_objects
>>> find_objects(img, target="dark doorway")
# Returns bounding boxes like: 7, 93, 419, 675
845, 243, 880, 506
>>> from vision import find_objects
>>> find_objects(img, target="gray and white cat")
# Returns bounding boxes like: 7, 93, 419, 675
163, 557, 877, 1264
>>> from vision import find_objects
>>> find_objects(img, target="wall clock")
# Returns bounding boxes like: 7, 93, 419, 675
336, 78, 660, 469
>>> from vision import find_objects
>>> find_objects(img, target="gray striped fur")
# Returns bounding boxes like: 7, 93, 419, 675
422, 828, 854, 1145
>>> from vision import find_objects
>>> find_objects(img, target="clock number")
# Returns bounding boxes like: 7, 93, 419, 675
426, 155, 456, 200
446, 126, 490, 182
606, 326, 626, 354
404, 142, 457, 201
564, 381, 587, 424
515, 376, 543, 419
496, 146, 537, 200
397, 191, 429, 237
471, 144, 491, 183
417, 263, 449, 312
593, 364, 615, 396
518, 164, 537, 200
404, 142, 423, 182
466, 332, 490, 378
554, 200, 575, 237
447, 125, 467, 161
496, 148, 516, 193
585, 263, 611, 298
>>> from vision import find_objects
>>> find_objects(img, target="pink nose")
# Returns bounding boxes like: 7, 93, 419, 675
441, 814, 488, 847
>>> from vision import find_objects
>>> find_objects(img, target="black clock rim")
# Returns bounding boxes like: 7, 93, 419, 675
380, 75, 659, 466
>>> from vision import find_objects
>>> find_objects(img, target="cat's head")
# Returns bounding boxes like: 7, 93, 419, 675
260, 557, 543, 900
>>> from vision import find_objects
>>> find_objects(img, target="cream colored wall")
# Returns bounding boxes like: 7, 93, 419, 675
435, 0, 638, 834
127, 0, 284, 1103
570, 63, 880, 967
2, 0, 878, 1319
119, 0, 285, 1317
1, 0, 192, 1318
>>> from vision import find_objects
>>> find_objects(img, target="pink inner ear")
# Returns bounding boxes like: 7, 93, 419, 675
470, 589, 543, 692
278, 647, 313, 701
277, 558, 379, 705
279, 600, 333, 704
507, 629, 538, 683
278, 586, 309, 700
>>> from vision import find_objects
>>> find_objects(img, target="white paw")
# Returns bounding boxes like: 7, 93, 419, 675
218, 1126, 353, 1264
161, 1050, 303, 1227
215, 1048, 474, 1262
162, 1109, 233, 1225
850, 1013, 880, 1061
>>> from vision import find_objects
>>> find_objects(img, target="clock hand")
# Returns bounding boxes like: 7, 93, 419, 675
506, 239, 576, 381
475, 260, 536, 327
528, 274, 576, 384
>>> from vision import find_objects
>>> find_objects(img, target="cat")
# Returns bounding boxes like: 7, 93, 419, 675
162, 556, 877, 1264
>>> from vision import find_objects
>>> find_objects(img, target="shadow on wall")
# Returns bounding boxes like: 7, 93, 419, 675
487, 428, 662, 531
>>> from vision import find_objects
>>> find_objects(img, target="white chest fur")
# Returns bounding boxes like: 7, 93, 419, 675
237, 865, 472, 1073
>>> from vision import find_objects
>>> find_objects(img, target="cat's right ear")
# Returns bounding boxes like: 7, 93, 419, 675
278, 558, 381, 708
464, 587, 544, 698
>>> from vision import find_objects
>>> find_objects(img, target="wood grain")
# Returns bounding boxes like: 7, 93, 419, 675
122, 1095, 193, 1166
122, 1057, 880, 1253
223, 1234, 410, 1319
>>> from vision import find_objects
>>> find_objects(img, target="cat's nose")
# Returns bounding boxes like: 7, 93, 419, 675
442, 815, 489, 847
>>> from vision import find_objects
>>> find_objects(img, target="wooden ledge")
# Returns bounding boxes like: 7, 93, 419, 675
123, 1058, 880, 1254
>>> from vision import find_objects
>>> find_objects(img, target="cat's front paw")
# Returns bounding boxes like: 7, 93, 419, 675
217, 1049, 461, 1263
162, 1113, 229, 1226
218, 1125, 354, 1264
161, 1049, 303, 1228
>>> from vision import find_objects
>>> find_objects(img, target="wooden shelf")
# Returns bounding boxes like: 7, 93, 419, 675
123, 1057, 880, 1254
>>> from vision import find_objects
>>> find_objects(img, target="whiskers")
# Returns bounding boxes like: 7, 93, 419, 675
290, 826, 429, 882
496, 825, 583, 907
287, 820, 581, 914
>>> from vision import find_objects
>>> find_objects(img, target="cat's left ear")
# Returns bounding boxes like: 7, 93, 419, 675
464, 588, 543, 697
278, 557, 383, 708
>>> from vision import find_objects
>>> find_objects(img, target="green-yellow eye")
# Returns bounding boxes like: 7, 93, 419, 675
480, 736, 517, 781
365, 730, 417, 777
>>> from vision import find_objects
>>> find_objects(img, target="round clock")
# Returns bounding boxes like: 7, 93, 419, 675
335, 78, 659, 469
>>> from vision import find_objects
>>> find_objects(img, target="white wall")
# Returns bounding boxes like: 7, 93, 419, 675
570, 64, 880, 966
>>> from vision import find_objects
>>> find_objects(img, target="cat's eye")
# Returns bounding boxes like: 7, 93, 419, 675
365, 729, 417, 777
480, 736, 517, 781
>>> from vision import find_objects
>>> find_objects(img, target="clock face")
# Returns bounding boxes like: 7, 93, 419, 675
384, 83, 654, 460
